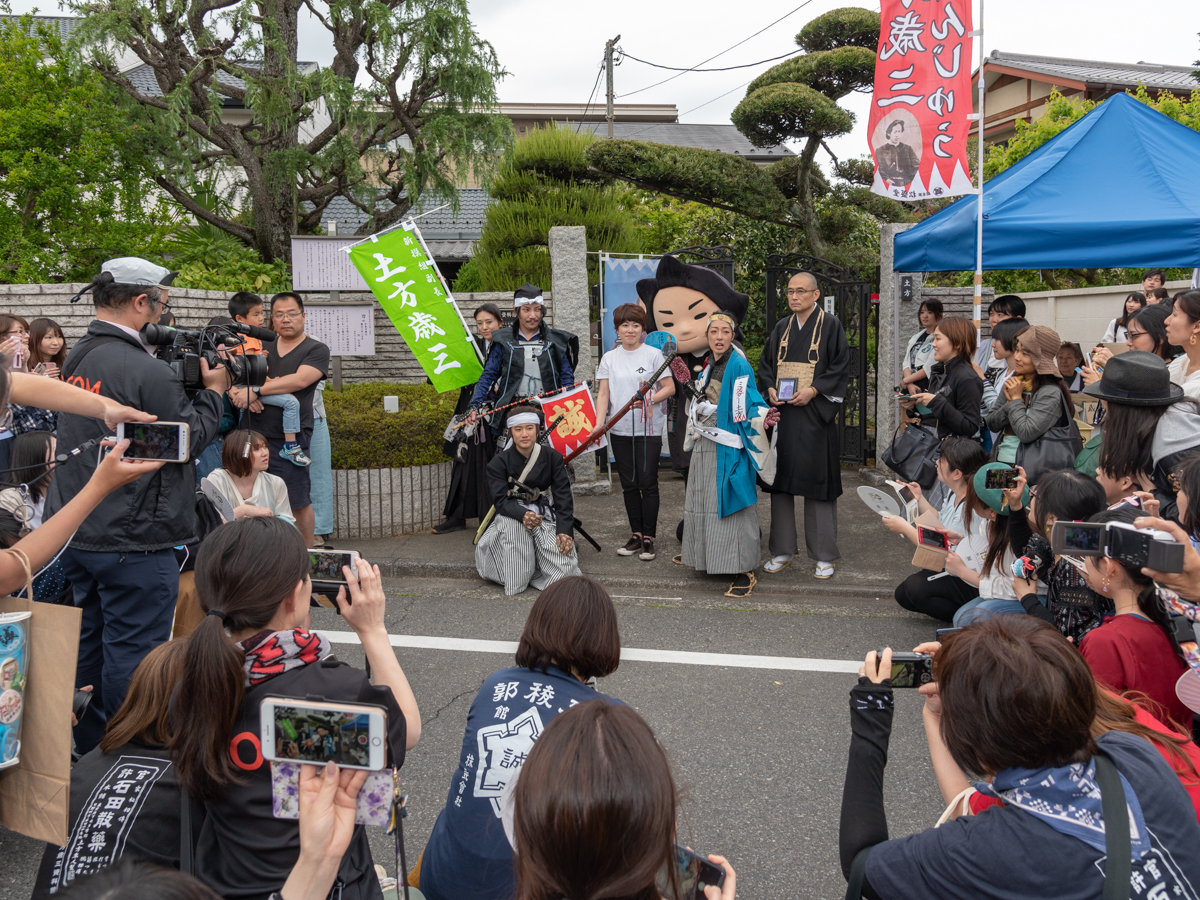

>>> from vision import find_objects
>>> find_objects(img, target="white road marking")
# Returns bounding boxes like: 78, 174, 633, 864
610, 594, 684, 601
322, 631, 861, 674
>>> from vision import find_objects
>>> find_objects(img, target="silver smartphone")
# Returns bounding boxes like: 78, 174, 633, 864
308, 549, 360, 583
260, 697, 387, 771
115, 421, 190, 462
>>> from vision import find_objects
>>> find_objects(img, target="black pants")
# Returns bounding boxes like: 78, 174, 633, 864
609, 434, 661, 537
894, 570, 979, 622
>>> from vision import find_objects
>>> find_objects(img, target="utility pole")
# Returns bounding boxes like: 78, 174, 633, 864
605, 35, 620, 139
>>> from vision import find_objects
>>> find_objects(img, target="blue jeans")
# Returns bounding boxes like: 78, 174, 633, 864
194, 435, 224, 484
954, 594, 1048, 627
64, 547, 180, 753
310, 414, 333, 536
260, 392, 301, 434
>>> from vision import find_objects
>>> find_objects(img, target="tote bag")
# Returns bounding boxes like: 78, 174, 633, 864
1016, 391, 1082, 485
881, 422, 940, 490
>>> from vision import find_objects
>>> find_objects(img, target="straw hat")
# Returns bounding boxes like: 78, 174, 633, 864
1018, 325, 1064, 376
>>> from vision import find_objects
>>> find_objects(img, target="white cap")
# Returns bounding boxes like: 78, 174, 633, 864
101, 257, 177, 287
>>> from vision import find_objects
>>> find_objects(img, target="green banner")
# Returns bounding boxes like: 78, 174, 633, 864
346, 222, 483, 392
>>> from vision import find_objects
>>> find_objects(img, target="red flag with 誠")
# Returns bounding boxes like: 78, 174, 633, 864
868, 0, 975, 201
534, 383, 606, 456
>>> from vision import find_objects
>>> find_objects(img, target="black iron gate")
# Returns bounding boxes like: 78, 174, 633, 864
764, 253, 873, 465
666, 245, 736, 288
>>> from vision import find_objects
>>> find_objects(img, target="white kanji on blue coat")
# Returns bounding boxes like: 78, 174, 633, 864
474, 706, 544, 817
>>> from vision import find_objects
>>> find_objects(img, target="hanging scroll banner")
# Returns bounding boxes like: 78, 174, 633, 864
345, 222, 483, 392
868, 0, 974, 201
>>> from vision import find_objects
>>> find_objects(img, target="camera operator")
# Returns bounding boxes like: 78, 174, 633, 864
46, 257, 229, 754
838, 617, 1200, 900
228, 292, 329, 547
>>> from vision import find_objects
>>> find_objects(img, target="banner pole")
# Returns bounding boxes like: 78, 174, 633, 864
974, 0, 986, 347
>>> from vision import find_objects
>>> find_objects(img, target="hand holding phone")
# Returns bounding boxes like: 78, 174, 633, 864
676, 845, 728, 900
984, 467, 1019, 491
115, 421, 190, 462
333, 555, 387, 637
309, 549, 360, 584
260, 697, 387, 771
917, 526, 950, 550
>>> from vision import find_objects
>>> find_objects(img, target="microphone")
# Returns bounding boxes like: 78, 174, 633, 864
224, 321, 277, 341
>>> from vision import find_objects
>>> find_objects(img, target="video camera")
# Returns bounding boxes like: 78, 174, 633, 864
140, 321, 271, 391
1051, 520, 1186, 574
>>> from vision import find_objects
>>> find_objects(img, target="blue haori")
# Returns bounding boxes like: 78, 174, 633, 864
976, 757, 1151, 861
685, 349, 772, 518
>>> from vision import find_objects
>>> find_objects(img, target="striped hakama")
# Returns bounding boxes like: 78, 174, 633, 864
682, 434, 761, 575
475, 514, 581, 595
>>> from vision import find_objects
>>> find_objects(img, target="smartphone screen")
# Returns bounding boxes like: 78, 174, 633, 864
271, 703, 374, 768
676, 845, 725, 900
309, 550, 356, 583
123, 423, 183, 460
897, 485, 915, 504
1061, 524, 1102, 553
918, 527, 948, 549
984, 468, 1018, 491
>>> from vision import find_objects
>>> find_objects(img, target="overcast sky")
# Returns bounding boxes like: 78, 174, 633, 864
12, 0, 1200, 165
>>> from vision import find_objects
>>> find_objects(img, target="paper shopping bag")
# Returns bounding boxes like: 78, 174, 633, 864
0, 596, 80, 845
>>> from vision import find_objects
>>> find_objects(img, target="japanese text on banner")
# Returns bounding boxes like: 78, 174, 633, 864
868, 0, 974, 201
534, 383, 606, 456
346, 223, 483, 392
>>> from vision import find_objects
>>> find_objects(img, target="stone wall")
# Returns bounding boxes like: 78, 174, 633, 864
0, 284, 553, 386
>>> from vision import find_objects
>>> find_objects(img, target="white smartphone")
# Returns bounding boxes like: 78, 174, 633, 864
260, 697, 387, 771
308, 548, 360, 583
115, 421, 190, 462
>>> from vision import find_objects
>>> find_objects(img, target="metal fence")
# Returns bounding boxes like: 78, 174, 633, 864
331, 462, 453, 538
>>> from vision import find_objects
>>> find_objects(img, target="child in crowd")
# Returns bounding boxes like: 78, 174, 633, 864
1076, 507, 1194, 728
1176, 454, 1200, 552
228, 292, 310, 467
997, 467, 1111, 643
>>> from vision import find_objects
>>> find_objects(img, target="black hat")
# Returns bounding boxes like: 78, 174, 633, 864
513, 283, 544, 306
1081, 350, 1183, 406
636, 255, 749, 330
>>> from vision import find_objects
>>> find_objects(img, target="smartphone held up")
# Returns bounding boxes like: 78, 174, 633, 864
260, 697, 387, 771
115, 421, 190, 463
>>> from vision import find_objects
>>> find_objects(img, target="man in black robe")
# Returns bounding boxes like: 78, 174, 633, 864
756, 271, 850, 579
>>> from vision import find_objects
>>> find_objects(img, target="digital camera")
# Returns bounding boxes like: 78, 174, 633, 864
1051, 520, 1185, 574
141, 321, 269, 391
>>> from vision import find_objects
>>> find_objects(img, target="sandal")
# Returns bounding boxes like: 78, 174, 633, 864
763, 554, 793, 573
724, 571, 757, 598
672, 553, 684, 566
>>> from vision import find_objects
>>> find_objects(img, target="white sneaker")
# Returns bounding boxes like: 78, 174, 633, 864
763, 554, 793, 573
814, 561, 836, 580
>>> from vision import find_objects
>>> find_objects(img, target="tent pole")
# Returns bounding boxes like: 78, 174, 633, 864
974, 0, 985, 346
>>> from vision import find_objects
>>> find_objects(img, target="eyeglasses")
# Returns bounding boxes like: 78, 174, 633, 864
786, 288, 819, 297
1126, 330, 1147, 339
272, 312, 303, 321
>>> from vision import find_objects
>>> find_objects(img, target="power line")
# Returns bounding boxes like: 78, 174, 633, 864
615, 0, 817, 99
576, 60, 605, 134
617, 48, 803, 73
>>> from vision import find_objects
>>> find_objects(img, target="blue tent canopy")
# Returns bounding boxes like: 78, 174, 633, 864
894, 93, 1200, 272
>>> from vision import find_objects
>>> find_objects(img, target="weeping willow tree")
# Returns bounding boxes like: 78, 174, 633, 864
472, 124, 642, 291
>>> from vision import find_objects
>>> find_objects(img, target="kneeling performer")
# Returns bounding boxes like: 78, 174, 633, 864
475, 404, 581, 595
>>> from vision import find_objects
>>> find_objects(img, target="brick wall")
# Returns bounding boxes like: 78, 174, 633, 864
0, 285, 554, 386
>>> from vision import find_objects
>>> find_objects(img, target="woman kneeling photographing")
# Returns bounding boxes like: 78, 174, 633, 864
170, 517, 420, 900
839, 616, 1200, 900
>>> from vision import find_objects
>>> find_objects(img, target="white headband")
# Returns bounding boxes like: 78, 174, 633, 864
514, 295, 545, 307
507, 412, 541, 427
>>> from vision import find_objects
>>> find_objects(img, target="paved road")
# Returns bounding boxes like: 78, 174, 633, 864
0, 577, 943, 900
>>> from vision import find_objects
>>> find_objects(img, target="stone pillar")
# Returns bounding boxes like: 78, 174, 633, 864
877, 223, 919, 475
548, 225, 607, 494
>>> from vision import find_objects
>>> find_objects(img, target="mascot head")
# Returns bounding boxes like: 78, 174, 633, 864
636, 255, 749, 354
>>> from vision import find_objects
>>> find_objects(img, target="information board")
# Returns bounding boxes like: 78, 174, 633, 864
291, 237, 371, 291
302, 304, 375, 357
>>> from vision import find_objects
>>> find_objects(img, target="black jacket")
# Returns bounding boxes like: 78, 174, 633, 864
45, 321, 224, 552
472, 322, 577, 429
923, 357, 984, 440
486, 444, 575, 536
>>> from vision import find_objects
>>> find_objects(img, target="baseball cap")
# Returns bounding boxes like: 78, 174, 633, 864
101, 257, 178, 288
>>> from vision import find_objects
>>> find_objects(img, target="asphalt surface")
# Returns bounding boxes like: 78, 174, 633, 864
0, 573, 944, 900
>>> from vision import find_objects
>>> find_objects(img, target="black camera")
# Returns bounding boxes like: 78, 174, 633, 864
875, 649, 933, 688
141, 322, 270, 391
1051, 521, 1186, 574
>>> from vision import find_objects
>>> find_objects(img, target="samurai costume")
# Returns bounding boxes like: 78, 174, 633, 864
756, 306, 850, 570
681, 342, 772, 580
475, 434, 581, 596
437, 334, 496, 530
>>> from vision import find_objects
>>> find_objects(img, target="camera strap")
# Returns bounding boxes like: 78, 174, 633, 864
60, 335, 127, 382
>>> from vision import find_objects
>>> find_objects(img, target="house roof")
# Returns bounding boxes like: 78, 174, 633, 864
124, 61, 320, 104
556, 121, 793, 162
318, 188, 490, 242
985, 50, 1200, 94
1, 14, 81, 42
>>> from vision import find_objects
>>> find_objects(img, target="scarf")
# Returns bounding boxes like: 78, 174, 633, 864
239, 628, 330, 687
976, 757, 1150, 861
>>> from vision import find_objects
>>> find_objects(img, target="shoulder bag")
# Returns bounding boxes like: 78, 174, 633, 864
1016, 390, 1083, 485
775, 309, 824, 399
881, 420, 940, 490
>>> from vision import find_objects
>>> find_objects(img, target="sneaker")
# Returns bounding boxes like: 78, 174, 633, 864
814, 561, 836, 580
617, 535, 642, 556
763, 554, 793, 573
639, 537, 656, 561
279, 442, 312, 467
432, 518, 465, 534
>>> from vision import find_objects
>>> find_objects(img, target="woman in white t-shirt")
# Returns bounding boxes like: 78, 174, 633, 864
595, 304, 675, 561
201, 429, 295, 525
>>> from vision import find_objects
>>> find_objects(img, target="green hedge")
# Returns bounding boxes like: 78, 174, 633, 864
324, 383, 458, 470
